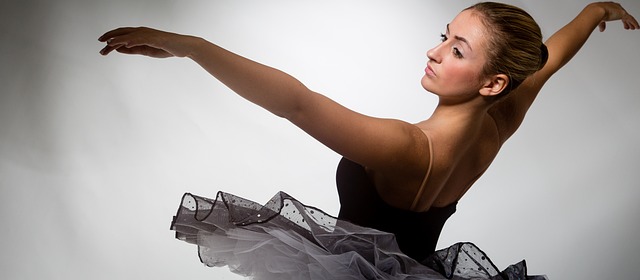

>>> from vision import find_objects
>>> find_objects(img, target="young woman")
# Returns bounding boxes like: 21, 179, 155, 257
99, 2, 637, 279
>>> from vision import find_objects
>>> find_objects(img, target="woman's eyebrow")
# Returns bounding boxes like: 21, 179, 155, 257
446, 24, 473, 51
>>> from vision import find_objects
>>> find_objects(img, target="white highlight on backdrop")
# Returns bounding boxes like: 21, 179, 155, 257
1, 0, 639, 279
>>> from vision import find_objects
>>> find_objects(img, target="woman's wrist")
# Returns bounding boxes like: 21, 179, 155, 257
585, 2, 607, 21
184, 35, 207, 59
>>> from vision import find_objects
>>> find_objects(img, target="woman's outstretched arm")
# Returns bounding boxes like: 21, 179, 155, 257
536, 2, 638, 85
491, 2, 638, 142
98, 28, 431, 178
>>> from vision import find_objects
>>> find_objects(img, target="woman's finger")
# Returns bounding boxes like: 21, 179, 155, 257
115, 45, 172, 58
99, 43, 125, 56
98, 27, 138, 42
626, 14, 640, 29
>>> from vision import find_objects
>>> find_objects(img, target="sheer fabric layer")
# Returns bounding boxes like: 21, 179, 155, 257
170, 191, 547, 280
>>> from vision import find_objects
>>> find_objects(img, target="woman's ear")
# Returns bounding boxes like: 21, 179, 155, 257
479, 74, 509, 97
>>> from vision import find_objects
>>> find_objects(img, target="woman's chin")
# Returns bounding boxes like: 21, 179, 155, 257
420, 76, 436, 93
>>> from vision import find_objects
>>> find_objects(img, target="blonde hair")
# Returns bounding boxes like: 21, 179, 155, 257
467, 2, 548, 96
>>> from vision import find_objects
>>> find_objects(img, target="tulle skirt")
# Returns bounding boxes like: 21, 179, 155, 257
170, 191, 547, 280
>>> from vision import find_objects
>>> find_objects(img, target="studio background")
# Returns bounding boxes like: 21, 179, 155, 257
1, 0, 639, 279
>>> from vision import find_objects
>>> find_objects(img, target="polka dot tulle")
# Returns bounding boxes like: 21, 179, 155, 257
170, 191, 547, 280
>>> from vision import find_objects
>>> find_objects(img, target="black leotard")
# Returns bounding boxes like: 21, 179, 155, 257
336, 157, 456, 262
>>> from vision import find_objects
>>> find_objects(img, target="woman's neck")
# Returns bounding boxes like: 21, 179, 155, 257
413, 96, 496, 186
424, 95, 491, 126
415, 95, 494, 158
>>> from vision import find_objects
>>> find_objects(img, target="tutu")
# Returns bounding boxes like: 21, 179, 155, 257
170, 191, 547, 280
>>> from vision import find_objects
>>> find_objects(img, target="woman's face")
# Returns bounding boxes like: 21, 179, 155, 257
421, 9, 490, 101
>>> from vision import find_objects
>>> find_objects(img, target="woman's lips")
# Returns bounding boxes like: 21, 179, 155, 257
425, 63, 436, 77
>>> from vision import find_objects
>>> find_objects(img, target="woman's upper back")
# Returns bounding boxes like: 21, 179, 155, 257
369, 110, 504, 212
425, 114, 503, 208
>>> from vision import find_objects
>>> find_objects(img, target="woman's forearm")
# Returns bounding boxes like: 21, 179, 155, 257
187, 37, 309, 119
543, 3, 606, 71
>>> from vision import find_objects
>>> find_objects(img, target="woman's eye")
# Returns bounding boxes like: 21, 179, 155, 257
440, 33, 463, 58
453, 47, 463, 58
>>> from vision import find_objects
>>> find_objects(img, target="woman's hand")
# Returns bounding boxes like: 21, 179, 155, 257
98, 27, 199, 58
591, 2, 639, 32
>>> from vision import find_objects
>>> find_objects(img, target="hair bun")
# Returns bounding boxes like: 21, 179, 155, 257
539, 44, 549, 70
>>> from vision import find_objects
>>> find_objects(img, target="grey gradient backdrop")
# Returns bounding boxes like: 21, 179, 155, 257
1, 0, 639, 279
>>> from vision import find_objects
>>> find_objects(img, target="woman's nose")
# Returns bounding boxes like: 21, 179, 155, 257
427, 44, 443, 63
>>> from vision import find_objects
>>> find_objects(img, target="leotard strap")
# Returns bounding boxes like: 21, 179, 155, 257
410, 132, 434, 211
